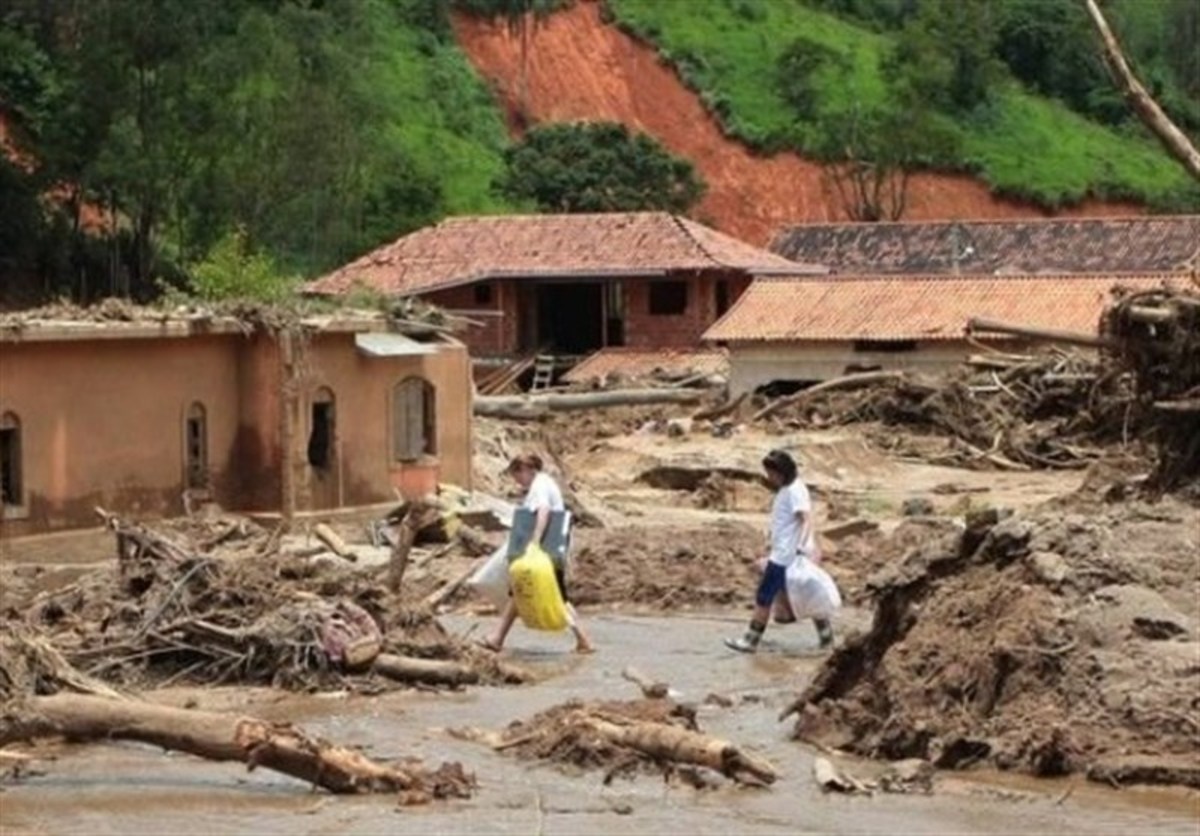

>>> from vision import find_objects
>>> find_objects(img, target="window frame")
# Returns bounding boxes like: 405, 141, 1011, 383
391, 377, 437, 463
183, 403, 209, 491
648, 280, 689, 316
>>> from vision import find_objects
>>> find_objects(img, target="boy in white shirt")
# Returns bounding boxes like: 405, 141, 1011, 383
725, 448, 833, 653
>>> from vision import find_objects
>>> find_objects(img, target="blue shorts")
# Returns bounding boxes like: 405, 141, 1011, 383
755, 561, 789, 608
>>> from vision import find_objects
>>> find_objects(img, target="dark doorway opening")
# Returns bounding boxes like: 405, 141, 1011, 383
309, 393, 335, 470
0, 413, 21, 506
535, 283, 603, 354
716, 280, 731, 317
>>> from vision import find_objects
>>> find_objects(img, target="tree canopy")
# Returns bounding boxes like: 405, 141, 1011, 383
495, 122, 707, 214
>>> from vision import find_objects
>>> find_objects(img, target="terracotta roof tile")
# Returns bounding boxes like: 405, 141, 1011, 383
704, 273, 1184, 343
770, 217, 1200, 275
562, 347, 728, 383
308, 213, 812, 296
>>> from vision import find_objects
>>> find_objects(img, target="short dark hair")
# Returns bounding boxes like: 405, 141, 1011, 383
506, 453, 544, 473
762, 448, 797, 485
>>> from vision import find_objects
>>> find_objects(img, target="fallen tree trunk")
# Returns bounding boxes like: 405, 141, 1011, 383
583, 717, 777, 786
754, 371, 905, 421
692, 392, 746, 422
967, 317, 1113, 349
474, 388, 703, 417
373, 653, 480, 687
0, 694, 470, 796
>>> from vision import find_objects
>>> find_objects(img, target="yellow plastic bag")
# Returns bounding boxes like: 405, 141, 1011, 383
508, 544, 568, 632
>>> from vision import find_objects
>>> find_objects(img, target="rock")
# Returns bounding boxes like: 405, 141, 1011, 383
902, 497, 935, 517
1027, 550, 1070, 586
665, 418, 692, 437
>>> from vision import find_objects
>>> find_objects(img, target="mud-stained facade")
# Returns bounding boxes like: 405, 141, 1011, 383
0, 316, 472, 538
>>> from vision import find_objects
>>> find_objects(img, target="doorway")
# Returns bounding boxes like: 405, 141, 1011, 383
533, 282, 603, 355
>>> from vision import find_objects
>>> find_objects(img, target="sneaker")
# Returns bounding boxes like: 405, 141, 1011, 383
724, 635, 759, 654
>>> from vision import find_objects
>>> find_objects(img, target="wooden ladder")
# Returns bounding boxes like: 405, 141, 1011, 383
530, 354, 555, 392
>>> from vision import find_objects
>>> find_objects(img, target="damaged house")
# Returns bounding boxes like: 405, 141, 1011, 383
704, 216, 1200, 396
306, 212, 814, 381
0, 308, 471, 537
705, 273, 1174, 395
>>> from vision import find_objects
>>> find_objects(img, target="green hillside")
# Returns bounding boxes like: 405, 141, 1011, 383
607, 0, 1199, 209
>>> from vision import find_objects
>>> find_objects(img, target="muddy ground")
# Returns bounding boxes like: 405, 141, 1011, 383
1, 407, 1197, 833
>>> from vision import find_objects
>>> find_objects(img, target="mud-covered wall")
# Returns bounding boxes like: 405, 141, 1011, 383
297, 334, 473, 505
0, 334, 245, 535
726, 340, 1013, 394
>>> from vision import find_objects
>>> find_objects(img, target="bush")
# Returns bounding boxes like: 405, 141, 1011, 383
188, 229, 295, 302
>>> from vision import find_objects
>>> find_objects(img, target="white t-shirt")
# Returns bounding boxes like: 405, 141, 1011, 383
767, 480, 816, 566
523, 472, 565, 512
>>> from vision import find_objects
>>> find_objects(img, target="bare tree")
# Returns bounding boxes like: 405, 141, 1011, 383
1084, 0, 1200, 182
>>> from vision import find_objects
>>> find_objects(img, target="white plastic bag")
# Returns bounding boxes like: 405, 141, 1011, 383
786, 555, 842, 620
467, 544, 510, 610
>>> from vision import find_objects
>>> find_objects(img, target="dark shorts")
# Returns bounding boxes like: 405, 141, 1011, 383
755, 561, 788, 608
554, 566, 570, 604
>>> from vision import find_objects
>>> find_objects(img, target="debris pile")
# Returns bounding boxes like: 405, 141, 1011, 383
454, 694, 776, 787
758, 285, 1200, 492
1101, 286, 1200, 492
782, 499, 1200, 787
11, 510, 525, 693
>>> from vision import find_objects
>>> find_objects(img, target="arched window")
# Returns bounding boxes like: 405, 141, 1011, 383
184, 403, 208, 489
0, 412, 22, 507
308, 387, 336, 470
392, 378, 436, 462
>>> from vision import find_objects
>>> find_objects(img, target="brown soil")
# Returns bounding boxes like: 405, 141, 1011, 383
788, 498, 1200, 786
451, 0, 1141, 246
569, 522, 763, 609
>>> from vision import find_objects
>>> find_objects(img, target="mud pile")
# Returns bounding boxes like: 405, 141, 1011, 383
785, 499, 1200, 787
570, 523, 763, 609
7, 512, 519, 694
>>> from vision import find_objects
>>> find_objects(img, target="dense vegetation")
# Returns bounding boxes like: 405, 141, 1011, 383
496, 122, 706, 213
0, 0, 515, 302
606, 0, 1200, 210
2, 0, 1197, 305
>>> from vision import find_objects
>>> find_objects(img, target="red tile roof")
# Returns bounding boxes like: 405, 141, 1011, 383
562, 347, 728, 383
703, 274, 1185, 343
307, 213, 814, 296
770, 217, 1200, 275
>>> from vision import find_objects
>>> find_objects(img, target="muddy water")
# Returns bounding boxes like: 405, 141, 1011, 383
2, 613, 1196, 835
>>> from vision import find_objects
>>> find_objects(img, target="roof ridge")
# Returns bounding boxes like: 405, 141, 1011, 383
670, 214, 724, 267
760, 270, 1186, 282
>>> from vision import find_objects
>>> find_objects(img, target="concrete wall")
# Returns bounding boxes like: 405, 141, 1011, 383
0, 330, 473, 538
0, 334, 245, 535
726, 340, 1013, 395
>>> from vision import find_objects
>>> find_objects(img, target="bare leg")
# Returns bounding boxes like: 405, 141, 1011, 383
484, 601, 519, 650
565, 603, 594, 653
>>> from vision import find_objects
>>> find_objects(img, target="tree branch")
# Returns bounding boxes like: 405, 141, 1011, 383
1084, 0, 1200, 182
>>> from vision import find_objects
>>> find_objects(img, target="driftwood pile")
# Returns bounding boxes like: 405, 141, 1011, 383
763, 351, 1132, 472
13, 509, 525, 693
1101, 286, 1200, 491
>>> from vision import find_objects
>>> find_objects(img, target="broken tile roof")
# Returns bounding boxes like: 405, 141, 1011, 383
562, 347, 729, 383
703, 273, 1182, 343
770, 217, 1200, 275
307, 213, 815, 296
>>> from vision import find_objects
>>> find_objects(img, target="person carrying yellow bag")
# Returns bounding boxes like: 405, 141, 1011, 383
478, 454, 595, 654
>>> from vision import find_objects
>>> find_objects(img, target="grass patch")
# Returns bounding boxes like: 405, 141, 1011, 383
607, 0, 1196, 209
